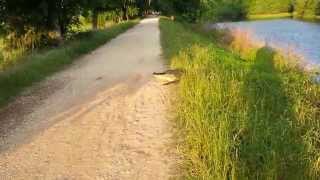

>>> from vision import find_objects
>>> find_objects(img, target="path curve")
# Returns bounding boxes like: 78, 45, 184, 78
0, 18, 178, 179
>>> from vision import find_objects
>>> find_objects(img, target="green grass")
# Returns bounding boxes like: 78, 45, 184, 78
160, 18, 320, 179
0, 20, 139, 107
247, 13, 293, 20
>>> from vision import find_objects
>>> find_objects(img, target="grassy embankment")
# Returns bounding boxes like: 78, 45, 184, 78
247, 13, 293, 20
293, 12, 320, 21
160, 18, 320, 179
0, 20, 138, 107
246, 12, 320, 21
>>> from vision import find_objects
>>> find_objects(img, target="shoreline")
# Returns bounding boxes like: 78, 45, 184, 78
211, 20, 320, 73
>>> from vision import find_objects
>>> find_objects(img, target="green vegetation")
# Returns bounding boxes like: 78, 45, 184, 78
0, 20, 138, 107
247, 13, 293, 20
160, 17, 320, 179
0, 0, 319, 64
247, 0, 293, 15
0, 0, 151, 37
158, 0, 247, 22
157, 0, 320, 22
0, 0, 154, 69
295, 0, 320, 19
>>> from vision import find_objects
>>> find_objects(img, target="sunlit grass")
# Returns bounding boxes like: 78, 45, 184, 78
160, 18, 320, 179
247, 13, 293, 20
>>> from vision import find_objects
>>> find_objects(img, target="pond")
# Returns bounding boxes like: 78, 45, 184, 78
214, 19, 320, 67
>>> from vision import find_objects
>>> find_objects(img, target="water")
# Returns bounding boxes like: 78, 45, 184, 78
215, 19, 320, 66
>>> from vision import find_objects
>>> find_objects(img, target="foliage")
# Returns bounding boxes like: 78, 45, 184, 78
0, 0, 151, 66
0, 0, 148, 37
295, 0, 320, 18
157, 0, 320, 22
160, 17, 320, 179
157, 0, 247, 22
105, 10, 124, 23
136, 0, 153, 15
156, 0, 175, 15
1, 0, 87, 36
127, 6, 140, 18
205, 0, 247, 21
247, 0, 293, 14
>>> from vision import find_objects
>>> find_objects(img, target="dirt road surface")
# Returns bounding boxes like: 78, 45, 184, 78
0, 18, 178, 180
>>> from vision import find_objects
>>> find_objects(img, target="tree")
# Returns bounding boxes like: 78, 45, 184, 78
295, 0, 320, 17
155, 0, 200, 22
136, 0, 152, 15
156, 0, 246, 22
85, 0, 114, 30
55, 0, 87, 37
87, 0, 138, 27
0, 0, 87, 38
119, 0, 135, 20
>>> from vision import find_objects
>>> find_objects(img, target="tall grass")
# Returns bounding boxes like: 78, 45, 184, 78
0, 29, 52, 69
160, 18, 320, 179
0, 20, 138, 107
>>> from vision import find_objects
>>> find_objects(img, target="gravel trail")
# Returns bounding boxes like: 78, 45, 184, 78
0, 18, 178, 180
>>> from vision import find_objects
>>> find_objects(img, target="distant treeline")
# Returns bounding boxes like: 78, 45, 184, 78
0, 0, 319, 40
0, 0, 156, 63
294, 0, 320, 18
247, 0, 293, 14
1, 0, 319, 37
158, 0, 320, 22
0, 0, 155, 41
248, 0, 320, 18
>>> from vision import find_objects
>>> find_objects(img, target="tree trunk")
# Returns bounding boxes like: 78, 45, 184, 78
58, 18, 67, 40
301, 0, 310, 17
56, 0, 66, 41
122, 6, 129, 21
144, 0, 151, 16
52, 25, 63, 45
46, 1, 62, 44
47, 1, 56, 30
92, 9, 98, 30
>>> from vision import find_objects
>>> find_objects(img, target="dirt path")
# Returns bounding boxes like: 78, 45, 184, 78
0, 18, 178, 179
